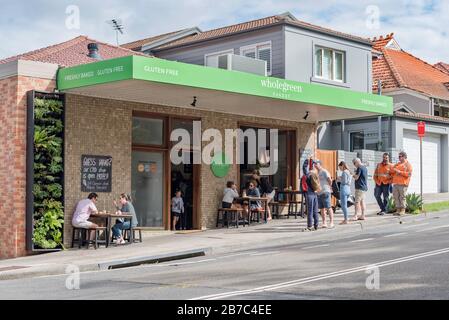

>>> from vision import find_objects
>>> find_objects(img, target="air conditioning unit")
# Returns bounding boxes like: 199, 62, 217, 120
217, 54, 267, 76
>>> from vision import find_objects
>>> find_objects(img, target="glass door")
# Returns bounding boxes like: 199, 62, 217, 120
131, 151, 165, 227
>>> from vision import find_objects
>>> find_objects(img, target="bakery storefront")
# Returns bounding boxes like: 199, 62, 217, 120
27, 55, 392, 248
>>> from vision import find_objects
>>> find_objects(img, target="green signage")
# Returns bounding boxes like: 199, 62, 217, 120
210, 153, 231, 178
57, 55, 393, 115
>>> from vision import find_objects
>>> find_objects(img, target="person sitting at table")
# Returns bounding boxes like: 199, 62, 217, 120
72, 193, 99, 241
244, 180, 263, 218
260, 177, 275, 221
112, 193, 138, 245
222, 181, 240, 209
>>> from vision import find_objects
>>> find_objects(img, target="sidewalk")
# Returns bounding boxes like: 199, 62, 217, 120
1, 193, 448, 281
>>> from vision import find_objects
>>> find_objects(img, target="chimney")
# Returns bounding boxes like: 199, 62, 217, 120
87, 43, 102, 60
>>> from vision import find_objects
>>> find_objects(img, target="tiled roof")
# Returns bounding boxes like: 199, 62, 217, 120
371, 33, 395, 51
435, 62, 449, 75
121, 29, 187, 51
0, 36, 148, 67
372, 35, 449, 100
152, 13, 372, 51
395, 111, 449, 124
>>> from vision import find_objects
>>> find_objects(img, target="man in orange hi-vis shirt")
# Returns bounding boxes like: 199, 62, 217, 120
373, 153, 393, 215
392, 151, 413, 216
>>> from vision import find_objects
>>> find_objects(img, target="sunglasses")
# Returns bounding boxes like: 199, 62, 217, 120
399, 155, 404, 158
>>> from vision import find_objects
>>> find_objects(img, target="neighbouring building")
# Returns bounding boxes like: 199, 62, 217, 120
319, 33, 449, 196
0, 16, 392, 259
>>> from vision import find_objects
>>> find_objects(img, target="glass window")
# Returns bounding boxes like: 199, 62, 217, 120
258, 46, 271, 74
241, 43, 272, 74
132, 117, 164, 146
315, 48, 322, 77
205, 50, 233, 68
315, 46, 345, 82
350, 132, 364, 151
242, 48, 256, 59
131, 151, 164, 227
322, 49, 332, 80
334, 52, 343, 81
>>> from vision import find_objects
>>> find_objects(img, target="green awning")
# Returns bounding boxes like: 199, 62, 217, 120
57, 55, 392, 121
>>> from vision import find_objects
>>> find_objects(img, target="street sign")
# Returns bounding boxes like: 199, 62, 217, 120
417, 121, 425, 137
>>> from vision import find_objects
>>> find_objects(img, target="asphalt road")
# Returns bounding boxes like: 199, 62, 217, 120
1, 212, 449, 300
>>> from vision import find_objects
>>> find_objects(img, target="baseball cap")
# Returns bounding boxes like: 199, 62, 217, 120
313, 159, 321, 165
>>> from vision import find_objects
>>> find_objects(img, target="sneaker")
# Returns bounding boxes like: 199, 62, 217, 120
329, 224, 335, 229
379, 211, 385, 216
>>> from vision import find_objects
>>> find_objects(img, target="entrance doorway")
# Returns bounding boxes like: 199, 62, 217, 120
170, 118, 200, 230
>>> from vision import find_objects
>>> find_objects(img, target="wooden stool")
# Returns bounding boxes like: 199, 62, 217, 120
72, 227, 106, 249
216, 208, 244, 228
123, 227, 143, 243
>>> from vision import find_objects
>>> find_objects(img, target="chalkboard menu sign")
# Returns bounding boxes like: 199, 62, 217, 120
81, 155, 112, 192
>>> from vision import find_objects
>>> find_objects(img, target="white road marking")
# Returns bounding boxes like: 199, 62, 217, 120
350, 238, 375, 243
218, 252, 258, 259
402, 223, 429, 229
250, 251, 280, 256
383, 232, 408, 238
302, 244, 330, 249
164, 259, 216, 266
415, 224, 449, 233
191, 247, 449, 300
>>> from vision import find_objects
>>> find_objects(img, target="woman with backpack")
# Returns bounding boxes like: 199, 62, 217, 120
302, 159, 320, 231
336, 161, 352, 225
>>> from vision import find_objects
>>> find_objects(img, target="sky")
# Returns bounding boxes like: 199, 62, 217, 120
0, 0, 448, 64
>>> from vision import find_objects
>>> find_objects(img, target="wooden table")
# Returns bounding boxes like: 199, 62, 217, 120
90, 213, 133, 247
236, 196, 269, 224
275, 190, 305, 218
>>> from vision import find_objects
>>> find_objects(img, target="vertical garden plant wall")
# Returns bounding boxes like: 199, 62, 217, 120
27, 92, 65, 250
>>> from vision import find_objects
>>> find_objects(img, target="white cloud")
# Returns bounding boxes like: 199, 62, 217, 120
0, 0, 447, 63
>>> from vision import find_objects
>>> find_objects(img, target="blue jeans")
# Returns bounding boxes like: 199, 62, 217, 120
306, 192, 319, 228
112, 221, 131, 238
375, 184, 390, 212
340, 185, 351, 220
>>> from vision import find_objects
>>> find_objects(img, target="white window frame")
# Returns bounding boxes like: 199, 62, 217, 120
204, 49, 234, 68
240, 41, 272, 75
314, 46, 345, 82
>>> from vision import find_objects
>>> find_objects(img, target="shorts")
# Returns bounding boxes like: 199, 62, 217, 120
318, 192, 331, 209
266, 190, 276, 201
172, 211, 181, 217
355, 189, 366, 203
222, 201, 232, 208
72, 220, 95, 229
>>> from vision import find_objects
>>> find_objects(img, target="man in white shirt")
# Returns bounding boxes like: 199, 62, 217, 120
72, 193, 99, 239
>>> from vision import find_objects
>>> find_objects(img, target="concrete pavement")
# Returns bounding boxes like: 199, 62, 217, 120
2, 210, 449, 299
1, 192, 448, 282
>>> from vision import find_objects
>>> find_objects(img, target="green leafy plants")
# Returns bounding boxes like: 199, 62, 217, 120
405, 193, 423, 214
386, 196, 396, 213
32, 97, 64, 250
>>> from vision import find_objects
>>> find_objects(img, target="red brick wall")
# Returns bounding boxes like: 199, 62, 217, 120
0, 75, 55, 259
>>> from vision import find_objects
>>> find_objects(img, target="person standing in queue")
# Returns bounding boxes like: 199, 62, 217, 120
373, 153, 393, 215
392, 151, 413, 216
351, 158, 368, 221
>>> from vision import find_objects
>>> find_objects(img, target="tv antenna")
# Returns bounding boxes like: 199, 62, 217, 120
107, 19, 124, 46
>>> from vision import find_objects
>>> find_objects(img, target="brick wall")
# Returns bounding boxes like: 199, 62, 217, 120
64, 94, 316, 246
0, 75, 55, 259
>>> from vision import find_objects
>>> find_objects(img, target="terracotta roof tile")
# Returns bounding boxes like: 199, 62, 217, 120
395, 111, 449, 124
121, 29, 187, 51
152, 13, 371, 51
372, 35, 449, 100
435, 62, 449, 75
0, 36, 148, 67
371, 33, 395, 51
